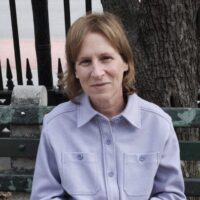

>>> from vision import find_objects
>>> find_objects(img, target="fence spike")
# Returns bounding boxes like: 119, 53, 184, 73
58, 58, 63, 75
26, 58, 33, 85
57, 58, 63, 90
86, 0, 92, 13
6, 58, 14, 90
0, 61, 3, 90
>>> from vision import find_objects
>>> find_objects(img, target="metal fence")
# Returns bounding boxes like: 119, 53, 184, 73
0, 0, 92, 105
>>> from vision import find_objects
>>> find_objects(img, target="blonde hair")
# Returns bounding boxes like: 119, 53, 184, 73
62, 12, 136, 100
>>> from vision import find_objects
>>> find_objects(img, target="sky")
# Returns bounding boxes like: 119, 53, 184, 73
0, 0, 103, 86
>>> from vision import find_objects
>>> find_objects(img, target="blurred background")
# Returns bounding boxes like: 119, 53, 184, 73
0, 0, 103, 86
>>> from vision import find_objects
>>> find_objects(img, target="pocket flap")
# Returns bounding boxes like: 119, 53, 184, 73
124, 152, 159, 164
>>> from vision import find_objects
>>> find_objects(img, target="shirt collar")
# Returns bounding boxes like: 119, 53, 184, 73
77, 94, 98, 127
121, 93, 142, 129
77, 93, 142, 129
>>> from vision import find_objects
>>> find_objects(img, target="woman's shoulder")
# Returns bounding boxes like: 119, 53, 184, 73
44, 100, 77, 124
135, 94, 172, 124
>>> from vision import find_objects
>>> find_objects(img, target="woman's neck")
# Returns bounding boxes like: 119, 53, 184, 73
90, 94, 126, 119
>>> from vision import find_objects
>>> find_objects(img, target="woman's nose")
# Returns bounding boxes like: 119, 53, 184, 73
91, 62, 105, 78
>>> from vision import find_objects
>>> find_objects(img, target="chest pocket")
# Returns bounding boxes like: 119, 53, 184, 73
123, 152, 159, 196
62, 152, 99, 195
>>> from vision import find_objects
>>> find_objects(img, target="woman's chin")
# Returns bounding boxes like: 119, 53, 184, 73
89, 93, 112, 104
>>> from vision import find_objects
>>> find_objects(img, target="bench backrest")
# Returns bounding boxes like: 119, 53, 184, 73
0, 106, 200, 197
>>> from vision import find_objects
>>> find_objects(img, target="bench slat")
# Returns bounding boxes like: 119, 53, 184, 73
1, 106, 200, 127
2, 138, 199, 161
185, 178, 200, 196
0, 173, 33, 192
0, 138, 39, 157
0, 172, 199, 196
179, 141, 200, 161
0, 106, 12, 124
163, 107, 200, 127
0, 106, 53, 125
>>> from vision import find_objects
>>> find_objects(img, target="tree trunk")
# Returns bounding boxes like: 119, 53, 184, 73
101, 0, 200, 199
101, 0, 199, 107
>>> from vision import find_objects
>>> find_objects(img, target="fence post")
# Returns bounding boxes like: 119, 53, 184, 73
10, 85, 47, 199
31, 0, 53, 88
63, 0, 70, 35
86, 0, 92, 12
9, 0, 23, 85
0, 62, 3, 90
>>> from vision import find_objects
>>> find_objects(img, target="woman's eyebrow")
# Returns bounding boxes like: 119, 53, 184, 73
77, 52, 115, 60
77, 56, 91, 61
99, 52, 114, 56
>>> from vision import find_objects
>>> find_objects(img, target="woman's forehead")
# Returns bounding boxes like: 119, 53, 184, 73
76, 36, 119, 61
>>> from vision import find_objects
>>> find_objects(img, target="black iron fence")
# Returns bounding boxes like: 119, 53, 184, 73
0, 0, 92, 105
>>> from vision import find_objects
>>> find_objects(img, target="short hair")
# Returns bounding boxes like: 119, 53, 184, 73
62, 12, 136, 100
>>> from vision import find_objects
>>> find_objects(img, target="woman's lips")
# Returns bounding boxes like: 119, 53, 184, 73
91, 82, 110, 87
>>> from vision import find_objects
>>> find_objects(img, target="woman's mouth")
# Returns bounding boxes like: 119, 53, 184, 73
91, 82, 110, 87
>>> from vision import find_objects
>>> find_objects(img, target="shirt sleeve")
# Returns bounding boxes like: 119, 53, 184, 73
30, 116, 70, 200
150, 121, 186, 200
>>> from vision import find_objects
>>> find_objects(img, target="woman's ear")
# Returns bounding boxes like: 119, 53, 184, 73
75, 72, 79, 79
124, 63, 128, 72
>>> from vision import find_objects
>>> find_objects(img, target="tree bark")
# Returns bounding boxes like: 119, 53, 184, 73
101, 0, 200, 107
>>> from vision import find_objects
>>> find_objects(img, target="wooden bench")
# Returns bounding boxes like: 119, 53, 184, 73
0, 105, 200, 197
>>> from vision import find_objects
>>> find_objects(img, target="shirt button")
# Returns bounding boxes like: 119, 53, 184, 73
106, 139, 111, 145
139, 155, 145, 162
77, 154, 84, 160
108, 171, 114, 177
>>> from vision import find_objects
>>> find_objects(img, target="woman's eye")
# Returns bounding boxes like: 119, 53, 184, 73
102, 56, 113, 62
80, 60, 91, 66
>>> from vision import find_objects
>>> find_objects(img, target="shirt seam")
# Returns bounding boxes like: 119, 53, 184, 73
45, 108, 77, 124
141, 107, 171, 125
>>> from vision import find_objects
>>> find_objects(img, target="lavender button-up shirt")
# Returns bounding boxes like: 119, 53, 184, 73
30, 93, 186, 200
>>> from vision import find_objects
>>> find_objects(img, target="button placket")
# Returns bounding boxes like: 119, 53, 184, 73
98, 118, 119, 199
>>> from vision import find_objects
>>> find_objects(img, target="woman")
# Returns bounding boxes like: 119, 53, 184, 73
31, 12, 186, 200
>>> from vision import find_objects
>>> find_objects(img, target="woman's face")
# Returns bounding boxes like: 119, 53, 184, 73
75, 32, 128, 104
